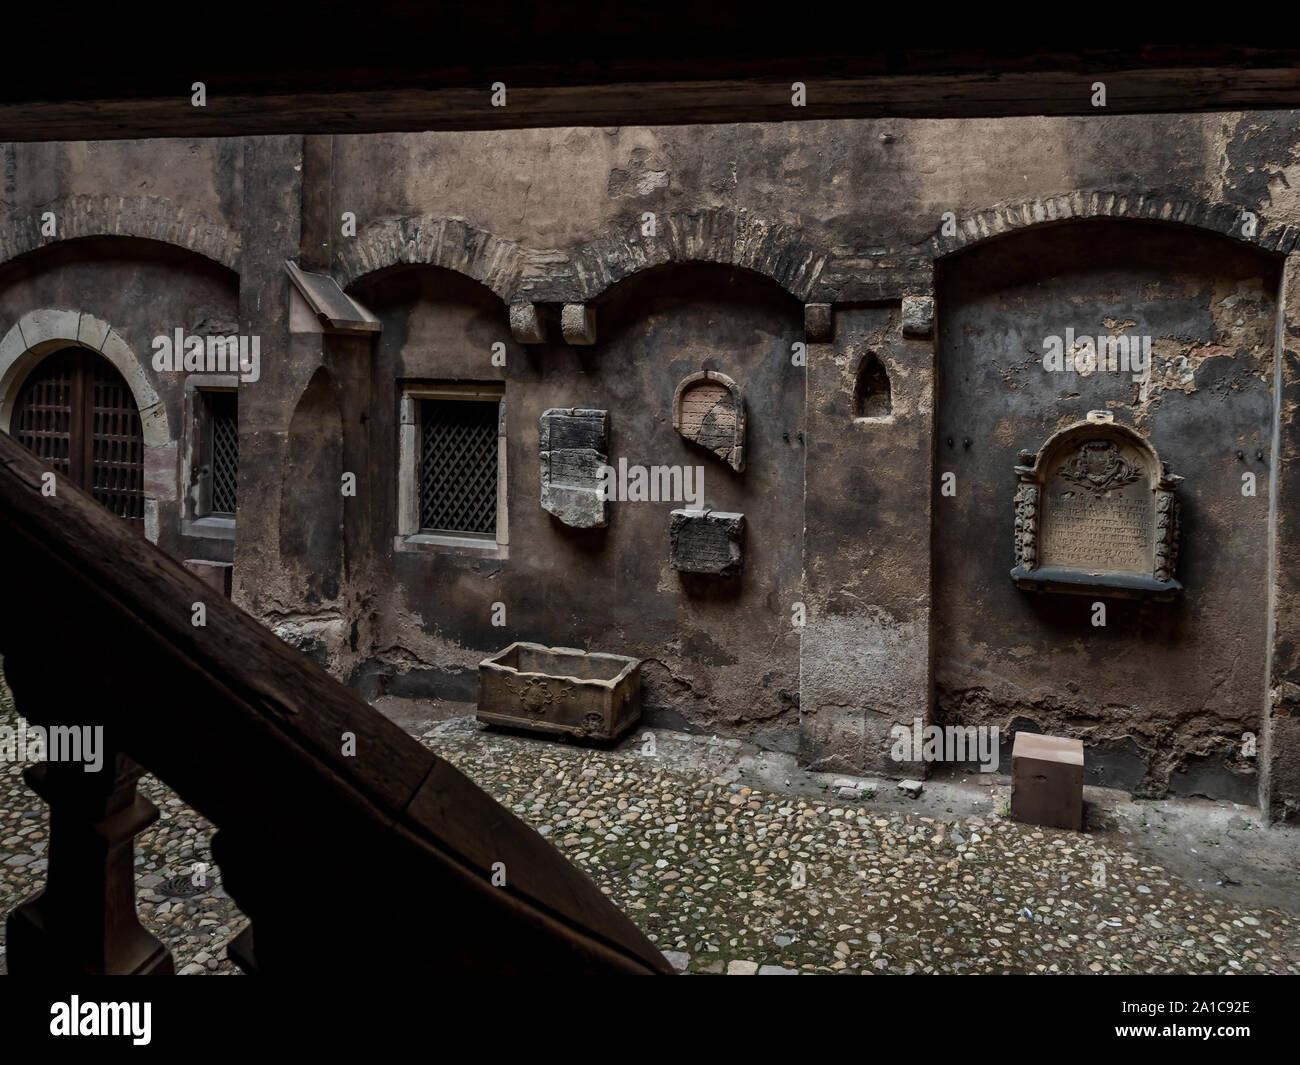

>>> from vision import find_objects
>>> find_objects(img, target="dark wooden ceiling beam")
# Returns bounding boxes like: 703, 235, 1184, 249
2, 33, 1299, 141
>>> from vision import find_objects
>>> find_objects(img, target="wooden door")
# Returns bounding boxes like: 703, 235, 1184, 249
11, 347, 145, 526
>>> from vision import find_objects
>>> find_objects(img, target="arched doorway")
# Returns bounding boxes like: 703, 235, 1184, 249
10, 346, 145, 527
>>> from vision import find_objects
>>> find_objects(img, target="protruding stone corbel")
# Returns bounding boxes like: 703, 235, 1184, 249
804, 303, 832, 343
561, 304, 597, 345
901, 295, 935, 338
539, 407, 609, 528
509, 302, 546, 344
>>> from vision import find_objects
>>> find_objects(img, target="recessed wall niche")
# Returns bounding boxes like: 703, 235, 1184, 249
853, 352, 892, 418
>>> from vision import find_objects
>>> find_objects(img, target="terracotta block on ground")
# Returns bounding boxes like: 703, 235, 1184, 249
183, 559, 233, 598
1011, 732, 1084, 831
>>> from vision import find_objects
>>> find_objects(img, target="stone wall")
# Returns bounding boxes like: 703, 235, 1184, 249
2, 112, 1300, 814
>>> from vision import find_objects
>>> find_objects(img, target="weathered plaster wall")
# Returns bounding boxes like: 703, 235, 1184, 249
346, 264, 804, 737
934, 221, 1280, 800
3, 110, 1300, 812
1, 139, 243, 248
801, 304, 934, 774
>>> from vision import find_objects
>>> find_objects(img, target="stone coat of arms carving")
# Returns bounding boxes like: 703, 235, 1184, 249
1056, 439, 1143, 497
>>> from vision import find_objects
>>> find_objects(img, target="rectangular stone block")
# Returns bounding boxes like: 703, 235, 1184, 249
669, 508, 744, 577
539, 408, 609, 528
183, 559, 233, 598
901, 294, 934, 337
1011, 732, 1084, 831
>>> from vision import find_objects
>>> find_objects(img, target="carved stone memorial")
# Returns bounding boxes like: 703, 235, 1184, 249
670, 508, 744, 578
539, 407, 609, 528
1011, 412, 1182, 601
672, 370, 745, 472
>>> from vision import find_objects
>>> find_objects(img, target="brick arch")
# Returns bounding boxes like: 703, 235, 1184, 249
337, 216, 525, 302
0, 194, 241, 273
569, 207, 828, 303
930, 190, 1299, 259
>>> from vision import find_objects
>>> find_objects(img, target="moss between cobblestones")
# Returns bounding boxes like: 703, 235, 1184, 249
422, 720, 1300, 975
2, 676, 1296, 976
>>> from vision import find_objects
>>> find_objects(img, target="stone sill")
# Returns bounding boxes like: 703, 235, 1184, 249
394, 532, 508, 560
182, 515, 235, 541
1011, 565, 1182, 602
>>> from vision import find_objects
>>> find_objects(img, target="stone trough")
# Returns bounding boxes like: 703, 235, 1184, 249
477, 641, 642, 742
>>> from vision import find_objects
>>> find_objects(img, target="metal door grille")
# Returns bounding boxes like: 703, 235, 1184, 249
88, 355, 145, 522
419, 398, 498, 535
208, 391, 238, 515
12, 348, 74, 476
11, 347, 144, 525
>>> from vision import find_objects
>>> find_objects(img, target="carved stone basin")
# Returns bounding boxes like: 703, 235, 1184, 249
477, 642, 642, 741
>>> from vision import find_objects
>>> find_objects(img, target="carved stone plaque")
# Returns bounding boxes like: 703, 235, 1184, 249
669, 508, 744, 578
1011, 412, 1182, 600
539, 408, 609, 528
672, 371, 745, 472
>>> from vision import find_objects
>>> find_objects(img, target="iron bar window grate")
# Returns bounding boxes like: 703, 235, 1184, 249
209, 391, 238, 515
419, 398, 498, 535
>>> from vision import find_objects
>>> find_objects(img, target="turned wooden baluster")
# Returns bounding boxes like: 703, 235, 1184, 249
3, 657, 172, 975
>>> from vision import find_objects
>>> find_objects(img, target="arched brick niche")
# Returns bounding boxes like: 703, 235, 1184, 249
0, 195, 240, 274
930, 190, 1298, 260
933, 218, 1281, 803
338, 216, 523, 304
567, 207, 827, 304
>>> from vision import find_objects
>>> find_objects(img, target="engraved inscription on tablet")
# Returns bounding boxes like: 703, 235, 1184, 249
1040, 438, 1154, 573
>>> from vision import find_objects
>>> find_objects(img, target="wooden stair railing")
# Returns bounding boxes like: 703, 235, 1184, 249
0, 429, 672, 975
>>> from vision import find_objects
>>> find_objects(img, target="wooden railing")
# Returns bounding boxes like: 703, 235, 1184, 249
0, 429, 671, 974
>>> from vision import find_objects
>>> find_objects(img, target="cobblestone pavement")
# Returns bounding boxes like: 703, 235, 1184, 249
420, 719, 1300, 975
3, 680, 1299, 975
0, 690, 245, 975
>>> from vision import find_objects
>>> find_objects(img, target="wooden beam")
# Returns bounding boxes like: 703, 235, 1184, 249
0, 428, 671, 974
2, 27, 1300, 140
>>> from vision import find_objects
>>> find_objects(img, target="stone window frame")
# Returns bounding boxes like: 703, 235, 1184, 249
396, 382, 508, 558
180, 374, 238, 540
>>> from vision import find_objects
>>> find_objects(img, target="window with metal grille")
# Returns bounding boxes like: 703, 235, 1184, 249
201, 390, 238, 517
418, 398, 499, 536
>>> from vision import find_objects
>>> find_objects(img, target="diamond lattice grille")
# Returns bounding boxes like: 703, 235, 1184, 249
209, 392, 238, 515
419, 399, 498, 535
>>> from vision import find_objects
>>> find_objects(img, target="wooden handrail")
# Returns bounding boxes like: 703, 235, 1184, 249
0, 428, 671, 974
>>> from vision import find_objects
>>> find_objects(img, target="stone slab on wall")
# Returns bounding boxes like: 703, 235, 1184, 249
539, 407, 609, 528
669, 509, 743, 577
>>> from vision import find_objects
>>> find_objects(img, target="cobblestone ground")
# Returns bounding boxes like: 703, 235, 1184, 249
0, 692, 245, 975
420, 719, 1300, 975
3, 679, 1299, 975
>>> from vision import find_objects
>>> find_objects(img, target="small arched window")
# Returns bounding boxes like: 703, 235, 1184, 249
853, 353, 891, 418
